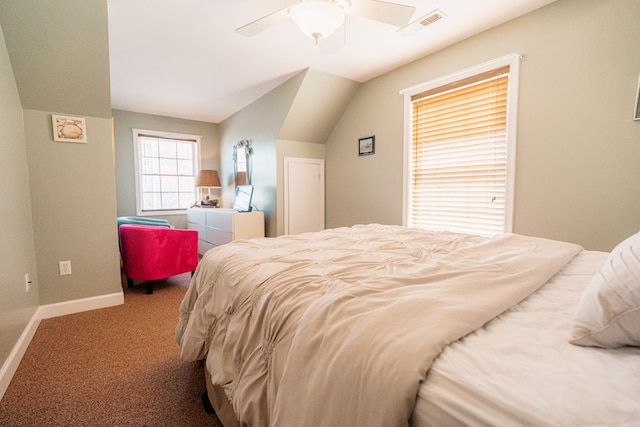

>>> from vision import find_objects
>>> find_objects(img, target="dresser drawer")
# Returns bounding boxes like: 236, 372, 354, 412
187, 207, 264, 255
205, 209, 233, 232
206, 227, 233, 246
187, 207, 206, 225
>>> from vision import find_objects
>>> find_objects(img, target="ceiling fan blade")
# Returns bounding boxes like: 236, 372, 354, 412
349, 0, 415, 28
236, 5, 292, 37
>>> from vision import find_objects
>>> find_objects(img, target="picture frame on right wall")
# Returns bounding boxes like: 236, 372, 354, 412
634, 74, 640, 121
358, 135, 375, 156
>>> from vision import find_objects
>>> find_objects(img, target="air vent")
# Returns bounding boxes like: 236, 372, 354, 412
399, 9, 446, 36
419, 10, 444, 27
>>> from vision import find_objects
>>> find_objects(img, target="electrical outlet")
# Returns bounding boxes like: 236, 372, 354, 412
59, 260, 72, 276
25, 273, 31, 292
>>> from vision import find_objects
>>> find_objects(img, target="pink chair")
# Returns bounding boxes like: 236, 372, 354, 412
118, 224, 199, 294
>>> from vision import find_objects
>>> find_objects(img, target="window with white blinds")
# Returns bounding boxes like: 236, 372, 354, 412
403, 55, 519, 236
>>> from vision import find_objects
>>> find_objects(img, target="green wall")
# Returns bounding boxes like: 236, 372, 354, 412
0, 0, 111, 117
279, 69, 361, 144
112, 109, 220, 229
219, 69, 359, 237
219, 72, 305, 237
23, 110, 121, 303
325, 0, 640, 251
0, 0, 119, 377
0, 21, 38, 370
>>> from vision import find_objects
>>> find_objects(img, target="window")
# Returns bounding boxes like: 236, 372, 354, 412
133, 129, 201, 215
402, 54, 520, 236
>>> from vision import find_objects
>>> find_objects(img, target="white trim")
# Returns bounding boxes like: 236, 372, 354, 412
633, 73, 640, 121
402, 91, 412, 226
0, 291, 124, 400
401, 53, 521, 232
283, 156, 325, 235
0, 312, 41, 400
400, 53, 522, 97
37, 291, 124, 319
503, 56, 520, 233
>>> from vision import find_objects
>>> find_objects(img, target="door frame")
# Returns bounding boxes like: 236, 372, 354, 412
283, 156, 325, 235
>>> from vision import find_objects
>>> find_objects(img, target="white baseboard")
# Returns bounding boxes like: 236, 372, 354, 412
37, 291, 124, 320
0, 291, 124, 400
0, 312, 41, 402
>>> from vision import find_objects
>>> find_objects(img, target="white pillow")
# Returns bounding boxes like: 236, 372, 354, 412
569, 231, 640, 348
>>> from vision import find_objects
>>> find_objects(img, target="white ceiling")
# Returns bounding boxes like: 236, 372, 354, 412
107, 0, 556, 123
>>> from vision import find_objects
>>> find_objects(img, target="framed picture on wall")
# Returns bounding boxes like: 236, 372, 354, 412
52, 114, 87, 143
358, 135, 375, 156
634, 74, 640, 121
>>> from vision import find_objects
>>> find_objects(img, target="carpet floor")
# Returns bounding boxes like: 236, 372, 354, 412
0, 273, 222, 426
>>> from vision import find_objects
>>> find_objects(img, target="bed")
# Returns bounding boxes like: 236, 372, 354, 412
175, 224, 640, 426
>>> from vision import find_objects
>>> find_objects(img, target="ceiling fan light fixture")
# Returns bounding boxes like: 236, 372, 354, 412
290, 0, 347, 44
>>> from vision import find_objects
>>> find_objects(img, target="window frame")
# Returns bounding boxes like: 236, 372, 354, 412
132, 128, 202, 216
401, 53, 521, 235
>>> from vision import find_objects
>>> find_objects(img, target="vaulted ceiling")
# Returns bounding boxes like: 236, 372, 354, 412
107, 0, 557, 123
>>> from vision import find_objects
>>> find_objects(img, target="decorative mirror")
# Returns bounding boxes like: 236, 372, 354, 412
233, 139, 253, 186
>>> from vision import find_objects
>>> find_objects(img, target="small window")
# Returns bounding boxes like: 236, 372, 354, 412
402, 54, 520, 236
133, 129, 201, 215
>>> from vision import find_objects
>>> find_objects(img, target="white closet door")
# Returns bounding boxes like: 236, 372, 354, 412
284, 157, 324, 235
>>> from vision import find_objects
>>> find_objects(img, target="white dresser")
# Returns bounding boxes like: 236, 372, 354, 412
187, 207, 265, 255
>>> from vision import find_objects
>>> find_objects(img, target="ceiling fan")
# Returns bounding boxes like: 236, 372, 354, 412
236, 0, 416, 45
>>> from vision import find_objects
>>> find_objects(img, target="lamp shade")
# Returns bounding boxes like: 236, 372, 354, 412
289, 0, 346, 44
195, 170, 221, 188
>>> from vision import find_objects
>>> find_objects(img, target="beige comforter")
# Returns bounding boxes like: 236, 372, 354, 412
176, 224, 581, 426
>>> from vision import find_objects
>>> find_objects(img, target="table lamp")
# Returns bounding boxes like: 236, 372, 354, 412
195, 169, 221, 207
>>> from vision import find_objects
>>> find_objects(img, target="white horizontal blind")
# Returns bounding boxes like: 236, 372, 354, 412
409, 67, 509, 236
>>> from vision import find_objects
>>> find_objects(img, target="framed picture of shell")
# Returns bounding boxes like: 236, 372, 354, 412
52, 114, 87, 143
